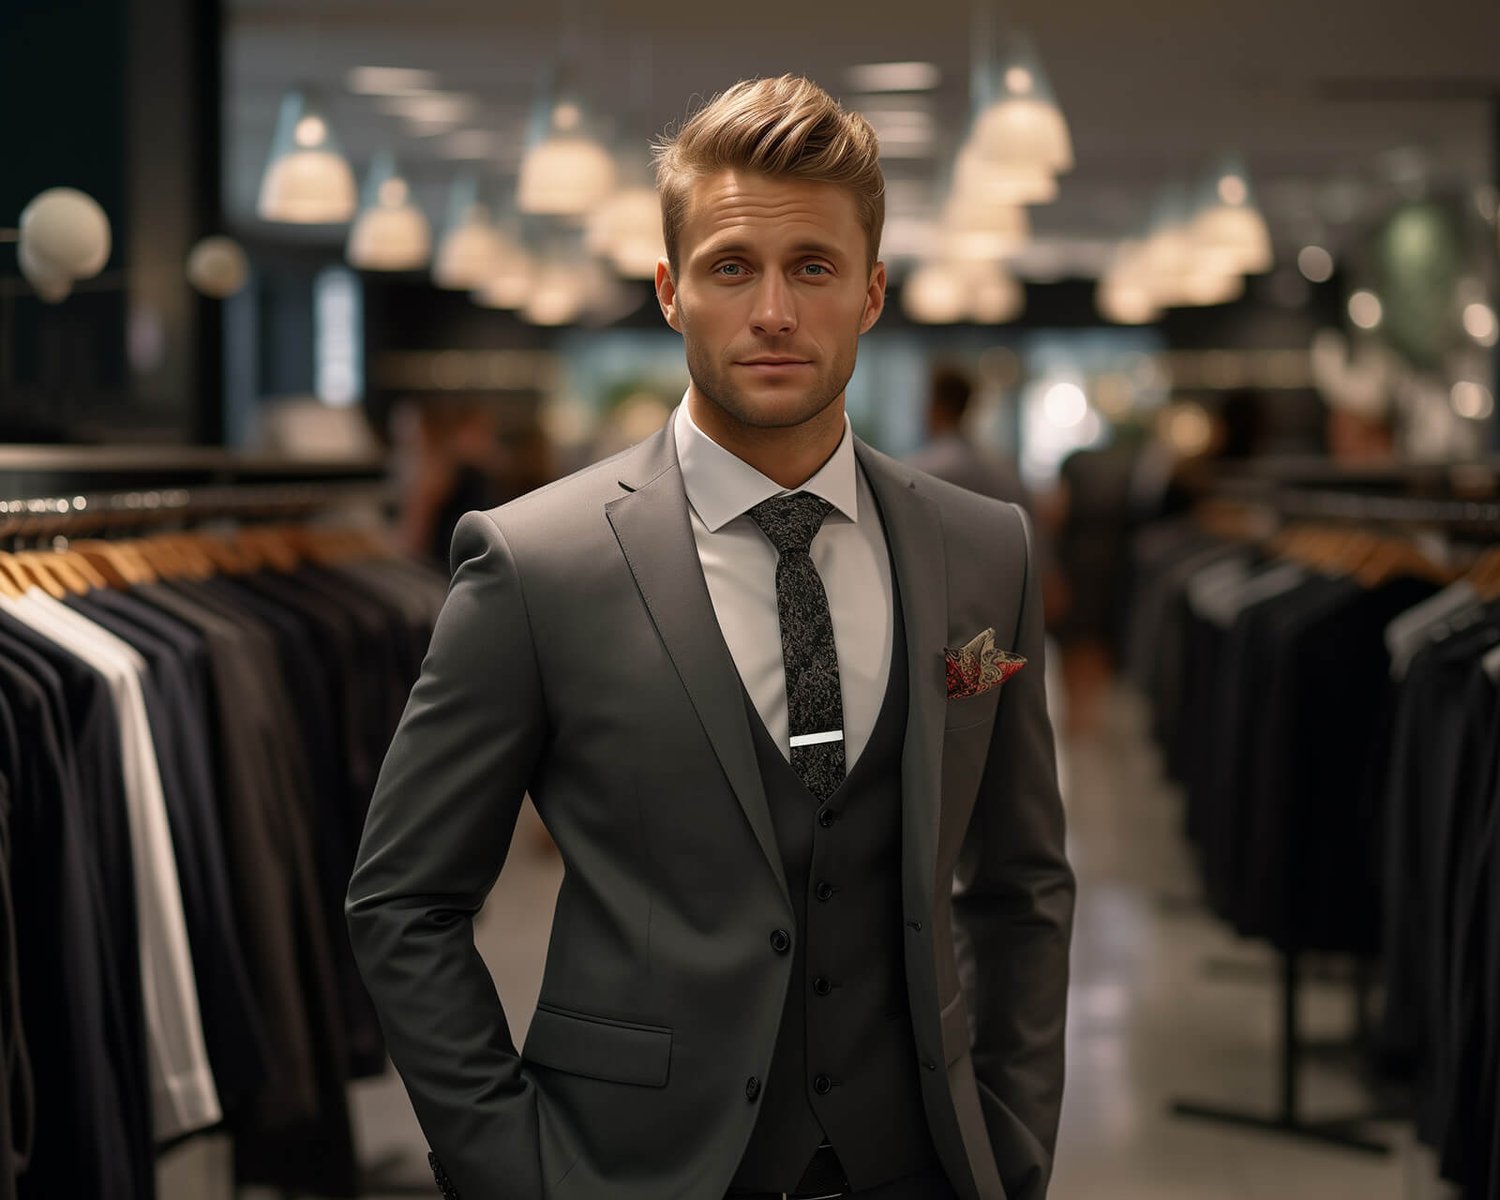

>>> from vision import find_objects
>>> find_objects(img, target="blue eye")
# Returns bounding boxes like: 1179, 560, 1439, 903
802, 263, 829, 276
717, 263, 745, 276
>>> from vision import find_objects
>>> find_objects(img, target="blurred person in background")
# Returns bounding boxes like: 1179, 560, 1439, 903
905, 365, 1029, 509
348, 74, 1072, 1200
390, 396, 557, 570
1046, 437, 1140, 735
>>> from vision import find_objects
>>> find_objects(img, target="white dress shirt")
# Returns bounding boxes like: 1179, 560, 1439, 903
1, 590, 222, 1139
673, 399, 894, 768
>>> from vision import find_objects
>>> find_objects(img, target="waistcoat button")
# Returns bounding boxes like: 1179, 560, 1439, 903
815, 880, 835, 902
769, 928, 791, 954
813, 976, 832, 996
745, 1076, 761, 1101
813, 1073, 833, 1095
817, 806, 837, 828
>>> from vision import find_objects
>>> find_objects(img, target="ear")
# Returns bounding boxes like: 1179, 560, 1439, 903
859, 260, 887, 334
655, 257, 683, 333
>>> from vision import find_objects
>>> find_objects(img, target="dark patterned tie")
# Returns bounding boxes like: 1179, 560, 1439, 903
747, 493, 846, 800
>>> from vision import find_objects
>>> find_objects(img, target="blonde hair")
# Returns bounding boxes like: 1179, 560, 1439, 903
652, 75, 885, 273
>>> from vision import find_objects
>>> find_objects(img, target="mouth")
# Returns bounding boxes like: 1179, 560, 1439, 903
737, 358, 813, 372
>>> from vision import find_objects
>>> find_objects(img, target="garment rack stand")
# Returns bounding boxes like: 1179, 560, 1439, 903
1171, 946, 1392, 1155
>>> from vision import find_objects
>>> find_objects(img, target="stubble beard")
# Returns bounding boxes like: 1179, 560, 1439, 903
683, 335, 855, 433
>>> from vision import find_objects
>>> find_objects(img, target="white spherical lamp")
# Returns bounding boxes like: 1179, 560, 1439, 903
19, 188, 111, 279
186, 236, 249, 298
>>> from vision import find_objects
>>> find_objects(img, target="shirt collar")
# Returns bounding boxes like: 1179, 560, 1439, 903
673, 393, 860, 534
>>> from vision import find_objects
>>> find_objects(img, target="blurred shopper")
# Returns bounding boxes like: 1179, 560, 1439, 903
905, 365, 1029, 508
1047, 439, 1140, 734
391, 397, 556, 570
349, 75, 1073, 1200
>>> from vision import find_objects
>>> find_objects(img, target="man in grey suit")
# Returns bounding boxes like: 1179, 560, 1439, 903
347, 75, 1074, 1200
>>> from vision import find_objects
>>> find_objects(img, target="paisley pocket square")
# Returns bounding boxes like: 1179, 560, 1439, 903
944, 627, 1027, 699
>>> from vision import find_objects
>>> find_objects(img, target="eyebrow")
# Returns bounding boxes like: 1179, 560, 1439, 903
697, 239, 845, 262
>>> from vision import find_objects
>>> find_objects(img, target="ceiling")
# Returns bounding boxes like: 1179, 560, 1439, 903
224, 0, 1500, 279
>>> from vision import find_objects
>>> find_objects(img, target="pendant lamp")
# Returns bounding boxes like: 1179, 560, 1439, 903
951, 145, 1058, 208
901, 262, 971, 324
1120, 185, 1246, 311
967, 32, 1073, 177
1096, 276, 1161, 325
434, 177, 504, 289
522, 257, 591, 325
587, 185, 665, 279
347, 152, 430, 270
968, 262, 1025, 323
940, 191, 1030, 261
1191, 155, 1274, 274
517, 76, 616, 217
473, 246, 534, 310
258, 88, 357, 223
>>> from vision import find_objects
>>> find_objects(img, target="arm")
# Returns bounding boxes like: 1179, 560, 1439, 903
347, 510, 547, 1198
952, 505, 1076, 1200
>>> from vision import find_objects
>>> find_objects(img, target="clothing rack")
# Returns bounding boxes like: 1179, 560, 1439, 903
1163, 471, 1498, 1158
0, 446, 426, 1199
0, 480, 395, 539
0, 447, 394, 540
1210, 461, 1500, 534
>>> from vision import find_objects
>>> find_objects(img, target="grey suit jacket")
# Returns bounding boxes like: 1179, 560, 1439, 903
346, 421, 1075, 1200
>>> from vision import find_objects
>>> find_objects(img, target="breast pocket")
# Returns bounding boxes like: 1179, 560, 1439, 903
523, 1003, 673, 1087
944, 684, 1003, 733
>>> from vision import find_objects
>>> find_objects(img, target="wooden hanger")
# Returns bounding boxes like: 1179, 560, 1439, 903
0, 554, 25, 599
1352, 534, 1454, 588
126, 536, 180, 579
54, 549, 109, 591
71, 539, 157, 586
1268, 522, 1338, 570
170, 531, 255, 576
10, 551, 84, 598
349, 525, 395, 560
1467, 545, 1500, 601
135, 534, 212, 580
287, 526, 336, 565
236, 527, 300, 573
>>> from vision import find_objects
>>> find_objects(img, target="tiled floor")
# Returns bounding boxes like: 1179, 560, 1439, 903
336, 684, 1443, 1199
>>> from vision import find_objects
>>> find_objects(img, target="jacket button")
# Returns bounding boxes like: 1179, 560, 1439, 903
815, 880, 835, 902
813, 1074, 833, 1095
906, 919, 923, 932
813, 976, 832, 996
818, 806, 837, 828
745, 1076, 761, 1101
769, 929, 791, 954
922, 1060, 937, 1072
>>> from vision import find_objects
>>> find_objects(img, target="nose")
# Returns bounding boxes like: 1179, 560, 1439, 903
750, 274, 797, 336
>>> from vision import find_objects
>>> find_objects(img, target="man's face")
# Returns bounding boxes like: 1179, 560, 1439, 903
656, 169, 886, 433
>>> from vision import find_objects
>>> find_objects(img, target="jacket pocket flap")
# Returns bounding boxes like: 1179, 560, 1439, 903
940, 992, 970, 1065
524, 1003, 672, 1087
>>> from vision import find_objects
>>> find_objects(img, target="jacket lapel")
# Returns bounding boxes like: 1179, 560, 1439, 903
605, 426, 790, 906
854, 441, 947, 919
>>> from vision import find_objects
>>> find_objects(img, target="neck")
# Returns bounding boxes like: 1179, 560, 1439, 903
687, 388, 847, 490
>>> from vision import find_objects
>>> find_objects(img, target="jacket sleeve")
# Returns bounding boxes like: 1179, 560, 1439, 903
952, 504, 1076, 1200
347, 510, 547, 1198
